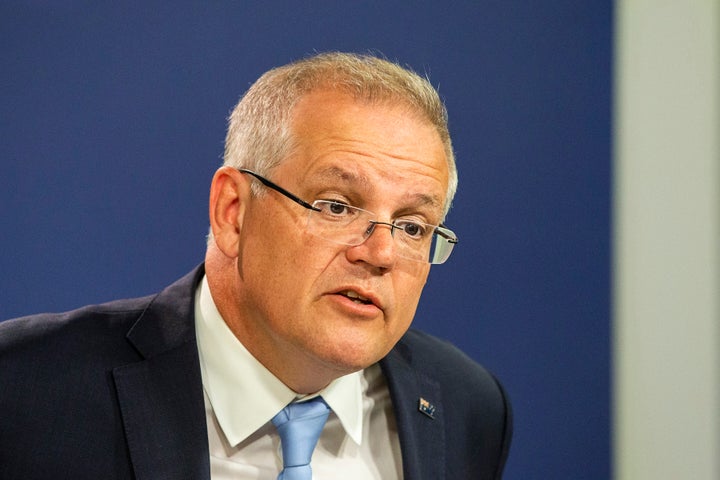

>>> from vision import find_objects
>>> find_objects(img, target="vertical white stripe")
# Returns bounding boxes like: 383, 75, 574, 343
614, 1, 720, 479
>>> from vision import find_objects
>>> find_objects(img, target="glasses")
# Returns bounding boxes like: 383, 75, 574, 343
238, 169, 458, 265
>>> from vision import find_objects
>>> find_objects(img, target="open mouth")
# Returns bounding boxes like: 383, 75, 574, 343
340, 290, 373, 305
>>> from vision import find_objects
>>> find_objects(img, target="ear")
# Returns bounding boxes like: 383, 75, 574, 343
208, 166, 251, 258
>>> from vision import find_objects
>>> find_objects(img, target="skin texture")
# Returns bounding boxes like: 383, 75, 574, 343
206, 89, 449, 394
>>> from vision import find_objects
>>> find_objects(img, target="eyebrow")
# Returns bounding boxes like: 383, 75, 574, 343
312, 166, 372, 190
405, 192, 443, 210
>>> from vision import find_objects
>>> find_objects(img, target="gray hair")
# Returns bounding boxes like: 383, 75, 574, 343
223, 51, 458, 216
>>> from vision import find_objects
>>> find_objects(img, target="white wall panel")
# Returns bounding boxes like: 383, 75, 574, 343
614, 2, 720, 478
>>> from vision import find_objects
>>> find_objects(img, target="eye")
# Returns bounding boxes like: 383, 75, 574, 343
396, 220, 428, 239
314, 200, 359, 221
328, 201, 349, 215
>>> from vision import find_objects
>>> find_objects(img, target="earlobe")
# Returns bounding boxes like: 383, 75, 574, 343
208, 166, 250, 257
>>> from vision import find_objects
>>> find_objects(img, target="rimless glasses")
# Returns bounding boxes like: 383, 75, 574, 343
239, 169, 458, 265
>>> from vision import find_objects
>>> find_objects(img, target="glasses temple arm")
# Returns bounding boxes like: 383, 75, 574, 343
436, 224, 458, 244
237, 168, 320, 211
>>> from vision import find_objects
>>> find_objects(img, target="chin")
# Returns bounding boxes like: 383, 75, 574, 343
314, 339, 391, 375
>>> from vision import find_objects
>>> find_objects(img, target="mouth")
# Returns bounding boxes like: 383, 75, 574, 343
330, 287, 383, 311
341, 290, 373, 305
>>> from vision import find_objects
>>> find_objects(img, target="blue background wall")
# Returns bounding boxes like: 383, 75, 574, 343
1, 2, 611, 478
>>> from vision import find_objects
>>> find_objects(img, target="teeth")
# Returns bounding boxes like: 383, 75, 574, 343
345, 290, 370, 304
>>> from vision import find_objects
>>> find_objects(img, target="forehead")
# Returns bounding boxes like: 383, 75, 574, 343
277, 90, 448, 212
310, 165, 444, 211
287, 90, 446, 174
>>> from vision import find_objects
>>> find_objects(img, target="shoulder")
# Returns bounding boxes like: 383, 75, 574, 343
0, 265, 204, 358
383, 329, 513, 476
385, 328, 511, 421
0, 295, 154, 361
1, 295, 154, 340
395, 329, 502, 388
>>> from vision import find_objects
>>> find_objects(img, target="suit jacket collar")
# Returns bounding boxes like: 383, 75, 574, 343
381, 338, 446, 480
125, 267, 204, 358
113, 265, 211, 480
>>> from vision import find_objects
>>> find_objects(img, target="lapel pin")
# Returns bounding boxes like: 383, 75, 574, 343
418, 397, 436, 419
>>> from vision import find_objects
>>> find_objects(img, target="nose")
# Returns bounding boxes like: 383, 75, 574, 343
345, 221, 397, 269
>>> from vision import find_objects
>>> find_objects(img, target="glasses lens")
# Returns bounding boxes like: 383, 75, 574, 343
306, 200, 370, 245
427, 228, 456, 265
306, 200, 457, 265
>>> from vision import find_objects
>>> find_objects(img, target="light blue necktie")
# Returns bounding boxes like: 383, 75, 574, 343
272, 397, 331, 480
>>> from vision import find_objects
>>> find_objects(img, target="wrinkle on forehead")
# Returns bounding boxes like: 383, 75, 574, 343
314, 165, 373, 190
284, 91, 449, 217
311, 164, 444, 214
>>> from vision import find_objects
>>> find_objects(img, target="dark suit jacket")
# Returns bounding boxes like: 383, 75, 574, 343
0, 265, 511, 479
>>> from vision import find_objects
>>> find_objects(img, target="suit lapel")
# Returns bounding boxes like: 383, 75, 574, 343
113, 266, 210, 480
381, 339, 446, 480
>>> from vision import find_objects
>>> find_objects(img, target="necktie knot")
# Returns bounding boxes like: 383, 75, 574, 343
272, 397, 330, 480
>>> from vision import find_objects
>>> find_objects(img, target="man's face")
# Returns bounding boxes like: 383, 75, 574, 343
235, 90, 449, 381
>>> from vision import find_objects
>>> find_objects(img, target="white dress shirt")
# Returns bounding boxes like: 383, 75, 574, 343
194, 275, 403, 479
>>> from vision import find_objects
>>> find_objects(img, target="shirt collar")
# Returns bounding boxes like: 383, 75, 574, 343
195, 275, 363, 446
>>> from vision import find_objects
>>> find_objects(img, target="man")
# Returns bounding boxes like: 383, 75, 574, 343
0, 52, 511, 479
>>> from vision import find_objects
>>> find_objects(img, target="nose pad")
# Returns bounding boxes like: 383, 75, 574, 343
350, 220, 397, 268
364, 222, 376, 238
365, 221, 397, 239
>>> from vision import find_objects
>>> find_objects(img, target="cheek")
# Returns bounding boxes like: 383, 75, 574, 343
241, 227, 339, 305
237, 213, 305, 305
392, 269, 430, 322
242, 208, 309, 267
399, 263, 430, 295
